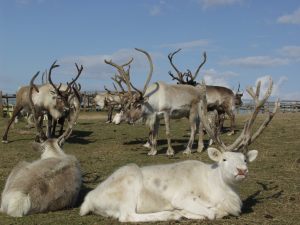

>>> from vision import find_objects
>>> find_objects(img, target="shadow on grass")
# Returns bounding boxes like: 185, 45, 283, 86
66, 130, 95, 145
242, 181, 283, 214
75, 172, 104, 207
75, 185, 93, 207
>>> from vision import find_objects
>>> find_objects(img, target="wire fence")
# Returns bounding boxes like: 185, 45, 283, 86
1, 90, 300, 118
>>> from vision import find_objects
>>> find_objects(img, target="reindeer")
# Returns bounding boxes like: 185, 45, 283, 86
0, 87, 82, 217
105, 48, 208, 155
2, 61, 83, 143
167, 48, 243, 135
49, 82, 82, 137
79, 78, 279, 222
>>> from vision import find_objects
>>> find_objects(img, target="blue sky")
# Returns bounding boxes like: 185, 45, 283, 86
1, 0, 300, 99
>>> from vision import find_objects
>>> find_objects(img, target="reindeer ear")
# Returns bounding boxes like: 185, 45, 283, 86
208, 147, 223, 162
247, 150, 258, 162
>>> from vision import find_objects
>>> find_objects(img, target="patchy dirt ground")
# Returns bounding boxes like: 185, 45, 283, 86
0, 111, 299, 225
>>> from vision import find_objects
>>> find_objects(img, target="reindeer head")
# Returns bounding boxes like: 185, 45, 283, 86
208, 147, 258, 183
199, 78, 279, 184
105, 48, 153, 123
47, 61, 83, 118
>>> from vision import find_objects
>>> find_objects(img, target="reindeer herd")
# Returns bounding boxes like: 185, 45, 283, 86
0, 48, 280, 222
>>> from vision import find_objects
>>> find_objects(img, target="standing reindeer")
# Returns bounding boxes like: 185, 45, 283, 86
105, 48, 207, 155
2, 61, 83, 143
167, 48, 243, 135
80, 78, 279, 222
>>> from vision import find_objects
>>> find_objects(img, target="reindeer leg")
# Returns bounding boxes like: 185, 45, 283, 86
148, 115, 159, 156
183, 106, 197, 154
225, 108, 235, 136
163, 113, 174, 156
197, 120, 204, 153
47, 114, 53, 138
106, 106, 113, 123
2, 105, 23, 143
143, 130, 152, 148
36, 114, 46, 142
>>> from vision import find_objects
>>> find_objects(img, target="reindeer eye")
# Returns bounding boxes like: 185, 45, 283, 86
244, 159, 247, 163
223, 159, 227, 162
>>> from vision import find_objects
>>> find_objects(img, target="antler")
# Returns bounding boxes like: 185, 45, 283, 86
192, 51, 206, 82
167, 50, 206, 86
134, 48, 154, 96
105, 48, 153, 105
104, 57, 134, 97
168, 48, 184, 83
111, 74, 126, 92
199, 77, 280, 153
29, 71, 47, 142
70, 63, 83, 86
48, 60, 62, 95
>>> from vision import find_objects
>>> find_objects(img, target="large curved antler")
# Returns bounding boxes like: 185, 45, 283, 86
104, 57, 134, 97
192, 51, 206, 82
199, 77, 280, 153
48, 61, 62, 95
134, 48, 154, 96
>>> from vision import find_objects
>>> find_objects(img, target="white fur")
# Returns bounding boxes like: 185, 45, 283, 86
0, 139, 82, 217
80, 149, 258, 222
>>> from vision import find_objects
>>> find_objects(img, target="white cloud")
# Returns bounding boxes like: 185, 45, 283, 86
159, 39, 210, 49
220, 56, 289, 67
244, 75, 288, 99
277, 8, 300, 25
149, 1, 166, 16
202, 68, 239, 87
197, 0, 243, 9
279, 45, 300, 58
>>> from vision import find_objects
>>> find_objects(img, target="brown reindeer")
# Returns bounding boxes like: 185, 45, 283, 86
2, 61, 83, 143
167, 48, 243, 135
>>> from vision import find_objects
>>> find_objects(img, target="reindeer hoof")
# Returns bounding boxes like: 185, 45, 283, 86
105, 121, 112, 124
2, 140, 8, 144
227, 131, 235, 136
147, 150, 157, 155
166, 148, 175, 156
197, 145, 204, 153
183, 149, 192, 155
143, 142, 151, 148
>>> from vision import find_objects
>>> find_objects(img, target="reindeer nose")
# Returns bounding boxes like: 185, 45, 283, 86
237, 168, 248, 176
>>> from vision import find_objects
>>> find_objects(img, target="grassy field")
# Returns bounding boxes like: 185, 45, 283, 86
0, 111, 299, 225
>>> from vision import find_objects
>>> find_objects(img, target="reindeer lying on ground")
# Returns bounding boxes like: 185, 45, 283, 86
80, 78, 279, 222
0, 91, 82, 216
167, 48, 243, 135
105, 48, 207, 155
2, 61, 83, 143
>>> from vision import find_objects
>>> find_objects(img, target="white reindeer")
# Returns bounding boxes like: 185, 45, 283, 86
79, 79, 279, 222
0, 135, 82, 217
105, 48, 206, 155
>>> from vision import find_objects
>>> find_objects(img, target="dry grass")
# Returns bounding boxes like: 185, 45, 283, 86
0, 111, 299, 225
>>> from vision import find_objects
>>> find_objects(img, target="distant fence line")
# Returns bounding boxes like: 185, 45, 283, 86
1, 90, 300, 117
